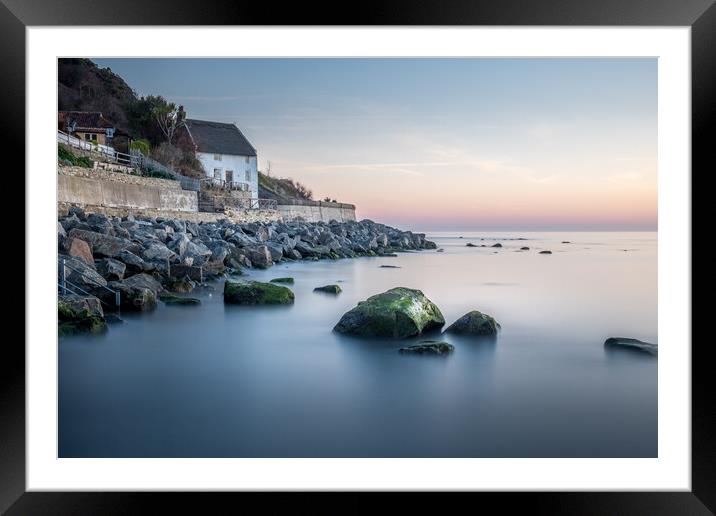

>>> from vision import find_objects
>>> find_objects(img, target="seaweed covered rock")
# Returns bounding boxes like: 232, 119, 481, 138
159, 293, 201, 306
224, 280, 295, 305
58, 296, 107, 337
333, 287, 444, 339
314, 284, 342, 294
270, 277, 294, 284
399, 341, 454, 355
604, 337, 657, 356
444, 310, 500, 336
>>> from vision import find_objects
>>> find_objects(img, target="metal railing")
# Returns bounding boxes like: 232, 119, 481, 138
200, 178, 251, 191
59, 257, 121, 311
58, 130, 134, 166
130, 150, 202, 191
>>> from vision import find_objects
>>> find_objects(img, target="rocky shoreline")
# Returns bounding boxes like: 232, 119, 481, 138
57, 208, 437, 328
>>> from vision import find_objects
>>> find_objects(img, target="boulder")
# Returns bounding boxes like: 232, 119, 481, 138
444, 310, 500, 336
333, 287, 445, 339
60, 255, 107, 290
539, 250, 552, 254
466, 243, 477, 247
314, 284, 342, 294
169, 264, 203, 282
399, 341, 454, 355
168, 276, 196, 293
58, 296, 107, 337
520, 246, 530, 251
116, 250, 153, 274
223, 280, 295, 305
245, 245, 273, 269
492, 243, 502, 248
96, 257, 126, 281
142, 241, 177, 262
105, 278, 157, 312
65, 237, 94, 267
67, 228, 141, 258
604, 337, 657, 356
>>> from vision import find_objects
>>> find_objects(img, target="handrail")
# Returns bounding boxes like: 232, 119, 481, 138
59, 257, 121, 310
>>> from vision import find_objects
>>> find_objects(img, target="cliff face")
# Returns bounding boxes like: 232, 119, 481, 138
58, 58, 138, 134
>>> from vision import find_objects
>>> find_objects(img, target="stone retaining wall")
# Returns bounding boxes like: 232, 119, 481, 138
58, 202, 282, 224
278, 200, 357, 223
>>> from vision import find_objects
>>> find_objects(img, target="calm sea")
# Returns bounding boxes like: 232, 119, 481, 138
59, 231, 657, 457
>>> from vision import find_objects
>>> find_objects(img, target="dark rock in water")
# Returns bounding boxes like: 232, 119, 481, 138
604, 337, 657, 356
159, 293, 201, 306
245, 245, 273, 269
103, 273, 162, 311
169, 276, 196, 293
492, 243, 503, 248
58, 296, 107, 337
333, 287, 445, 339
539, 250, 552, 254
381, 253, 398, 257
399, 341, 454, 355
104, 313, 124, 324
314, 284, 342, 294
224, 280, 295, 305
270, 277, 294, 284
466, 243, 477, 247
562, 241, 571, 244
169, 264, 203, 282
520, 246, 530, 251
445, 310, 500, 336
380, 265, 401, 268
436, 248, 444, 253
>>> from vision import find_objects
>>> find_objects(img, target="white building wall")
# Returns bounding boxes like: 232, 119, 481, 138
196, 152, 258, 199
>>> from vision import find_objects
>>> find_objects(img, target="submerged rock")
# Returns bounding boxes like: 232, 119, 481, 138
270, 277, 294, 284
379, 265, 401, 268
520, 246, 530, 251
159, 293, 201, 306
314, 284, 342, 294
333, 287, 445, 339
224, 280, 295, 305
436, 248, 444, 253
399, 341, 454, 355
539, 250, 552, 254
58, 296, 107, 337
444, 310, 500, 336
604, 337, 657, 356
466, 243, 477, 247
492, 243, 503, 248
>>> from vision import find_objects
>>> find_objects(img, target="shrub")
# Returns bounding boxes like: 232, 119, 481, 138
130, 139, 151, 155
142, 167, 175, 180
58, 144, 93, 168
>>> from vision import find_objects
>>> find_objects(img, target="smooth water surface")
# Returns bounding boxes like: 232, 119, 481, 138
59, 231, 657, 457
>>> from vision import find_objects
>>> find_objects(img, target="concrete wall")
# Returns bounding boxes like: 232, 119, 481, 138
58, 167, 198, 212
196, 152, 258, 199
278, 200, 357, 223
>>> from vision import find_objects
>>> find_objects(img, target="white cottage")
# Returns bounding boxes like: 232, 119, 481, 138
181, 119, 259, 199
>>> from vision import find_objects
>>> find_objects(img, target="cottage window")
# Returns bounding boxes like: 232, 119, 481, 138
245, 170, 251, 182
214, 154, 222, 161
213, 168, 221, 179
84, 133, 98, 142
225, 170, 234, 184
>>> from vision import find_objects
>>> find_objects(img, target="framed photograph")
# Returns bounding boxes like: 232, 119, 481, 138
6, 0, 709, 512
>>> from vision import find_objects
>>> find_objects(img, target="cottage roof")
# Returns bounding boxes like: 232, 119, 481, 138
58, 111, 114, 132
183, 119, 257, 157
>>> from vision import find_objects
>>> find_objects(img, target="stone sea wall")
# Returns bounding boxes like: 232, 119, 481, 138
58, 166, 198, 213
278, 200, 356, 223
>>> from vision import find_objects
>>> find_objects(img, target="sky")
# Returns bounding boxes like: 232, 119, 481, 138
93, 58, 657, 231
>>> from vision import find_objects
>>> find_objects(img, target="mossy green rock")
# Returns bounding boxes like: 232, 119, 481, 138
159, 293, 201, 305
333, 287, 444, 339
399, 341, 454, 355
58, 298, 107, 337
445, 310, 500, 336
270, 277, 294, 284
314, 284, 342, 294
224, 280, 295, 305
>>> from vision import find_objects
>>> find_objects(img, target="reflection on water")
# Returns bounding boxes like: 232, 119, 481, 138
59, 231, 657, 457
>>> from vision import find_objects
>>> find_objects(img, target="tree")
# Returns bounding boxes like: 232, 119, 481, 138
151, 97, 186, 144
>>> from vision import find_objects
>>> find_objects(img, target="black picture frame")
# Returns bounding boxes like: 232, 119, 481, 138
3, 0, 709, 513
